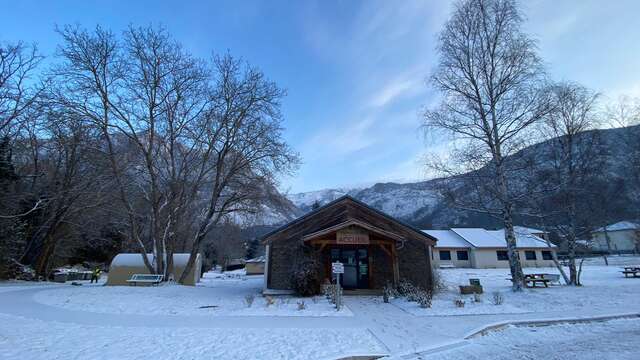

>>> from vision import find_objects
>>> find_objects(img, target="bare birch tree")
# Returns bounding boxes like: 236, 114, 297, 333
538, 81, 603, 285
424, 0, 551, 291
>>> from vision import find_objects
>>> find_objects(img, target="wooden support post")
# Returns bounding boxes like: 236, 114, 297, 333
391, 243, 400, 287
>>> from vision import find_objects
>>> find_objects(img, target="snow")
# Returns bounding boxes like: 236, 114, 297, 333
245, 255, 265, 263
593, 220, 640, 233
422, 230, 471, 248
110, 253, 194, 267
0, 313, 384, 360
451, 228, 505, 247
487, 229, 554, 248
392, 297, 528, 316
33, 271, 353, 317
426, 227, 554, 249
410, 318, 640, 360
2, 255, 640, 359
422, 263, 640, 314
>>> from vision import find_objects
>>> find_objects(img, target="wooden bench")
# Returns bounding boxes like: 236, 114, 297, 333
127, 274, 164, 286
621, 267, 640, 278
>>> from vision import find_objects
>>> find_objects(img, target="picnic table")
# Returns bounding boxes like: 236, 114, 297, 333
524, 273, 551, 288
507, 273, 559, 288
126, 274, 164, 286
621, 266, 640, 278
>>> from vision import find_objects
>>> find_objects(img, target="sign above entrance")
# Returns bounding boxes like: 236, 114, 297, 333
332, 261, 344, 274
336, 227, 370, 245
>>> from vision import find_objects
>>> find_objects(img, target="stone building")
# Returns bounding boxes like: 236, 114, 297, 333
261, 196, 436, 294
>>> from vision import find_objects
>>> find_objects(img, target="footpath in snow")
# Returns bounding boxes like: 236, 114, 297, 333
1, 256, 640, 359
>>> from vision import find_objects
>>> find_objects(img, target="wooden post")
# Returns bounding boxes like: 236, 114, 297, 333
391, 244, 400, 286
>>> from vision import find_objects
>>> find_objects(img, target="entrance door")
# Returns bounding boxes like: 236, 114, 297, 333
331, 247, 369, 289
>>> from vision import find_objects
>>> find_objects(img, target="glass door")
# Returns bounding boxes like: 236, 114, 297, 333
331, 247, 369, 289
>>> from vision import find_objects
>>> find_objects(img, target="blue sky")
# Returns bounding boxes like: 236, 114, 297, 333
1, 1, 639, 193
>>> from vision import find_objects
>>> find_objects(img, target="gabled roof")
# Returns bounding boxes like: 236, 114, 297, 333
422, 229, 471, 248
593, 221, 640, 233
487, 230, 555, 248
451, 228, 503, 248
512, 226, 547, 235
423, 228, 555, 249
261, 195, 436, 245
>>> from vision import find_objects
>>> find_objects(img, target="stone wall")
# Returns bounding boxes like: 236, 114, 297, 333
267, 237, 304, 290
268, 238, 433, 291
370, 245, 393, 289
398, 238, 433, 290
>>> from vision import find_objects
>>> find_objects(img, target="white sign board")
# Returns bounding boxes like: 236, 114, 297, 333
332, 261, 344, 274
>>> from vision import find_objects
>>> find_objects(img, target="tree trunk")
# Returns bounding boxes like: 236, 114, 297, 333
503, 209, 525, 291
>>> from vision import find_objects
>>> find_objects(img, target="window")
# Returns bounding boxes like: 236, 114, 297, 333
525, 250, 537, 260
439, 250, 451, 261
496, 250, 509, 261
456, 250, 469, 261
542, 251, 553, 260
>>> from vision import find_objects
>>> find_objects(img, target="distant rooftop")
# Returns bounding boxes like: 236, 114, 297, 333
422, 227, 554, 249
593, 221, 640, 233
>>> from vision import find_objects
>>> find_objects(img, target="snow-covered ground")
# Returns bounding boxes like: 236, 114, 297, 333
412, 318, 640, 360
395, 256, 640, 316
33, 270, 352, 317
0, 313, 384, 360
1, 255, 640, 359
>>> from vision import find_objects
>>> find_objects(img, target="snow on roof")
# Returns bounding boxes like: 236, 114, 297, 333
422, 230, 471, 248
451, 228, 505, 248
593, 221, 640, 233
246, 256, 265, 263
513, 226, 547, 235
422, 228, 556, 249
487, 230, 555, 248
110, 253, 198, 268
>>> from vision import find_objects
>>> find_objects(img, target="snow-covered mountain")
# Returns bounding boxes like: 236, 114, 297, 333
287, 182, 446, 224
286, 187, 362, 212
286, 125, 640, 229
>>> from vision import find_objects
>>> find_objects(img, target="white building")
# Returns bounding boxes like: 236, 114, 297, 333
424, 227, 557, 269
590, 221, 640, 253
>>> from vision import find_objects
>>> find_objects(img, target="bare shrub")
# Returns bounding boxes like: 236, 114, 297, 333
473, 293, 482, 303
290, 249, 321, 296
397, 279, 415, 297
265, 295, 276, 307
244, 294, 255, 308
417, 290, 433, 308
297, 300, 306, 311
383, 282, 397, 303
491, 291, 504, 305
431, 266, 446, 293
454, 298, 465, 308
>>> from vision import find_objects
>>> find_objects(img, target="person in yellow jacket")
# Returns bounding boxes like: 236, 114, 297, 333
90, 267, 101, 283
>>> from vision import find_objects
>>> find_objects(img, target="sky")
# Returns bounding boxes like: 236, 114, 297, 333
1, 0, 639, 194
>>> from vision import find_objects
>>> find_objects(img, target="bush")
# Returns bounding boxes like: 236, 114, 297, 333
290, 251, 321, 296
491, 291, 504, 305
473, 293, 482, 303
383, 281, 397, 303
297, 300, 306, 311
431, 266, 446, 293
397, 279, 416, 297
417, 289, 433, 308
454, 298, 465, 308
244, 294, 255, 308
264, 295, 276, 307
